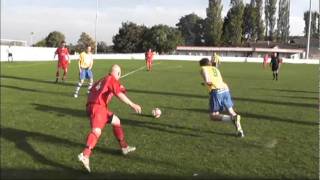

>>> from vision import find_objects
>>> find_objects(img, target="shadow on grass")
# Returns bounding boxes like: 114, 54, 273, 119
32, 103, 203, 138
1, 168, 243, 180
233, 96, 317, 109
135, 113, 236, 137
121, 118, 202, 138
165, 106, 318, 126
272, 95, 318, 100
253, 88, 318, 94
128, 88, 317, 109
1, 84, 72, 97
1, 127, 182, 177
127, 88, 207, 99
1, 75, 75, 87
32, 103, 87, 118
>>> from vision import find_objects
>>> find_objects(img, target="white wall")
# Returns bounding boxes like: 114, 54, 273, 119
1, 46, 319, 64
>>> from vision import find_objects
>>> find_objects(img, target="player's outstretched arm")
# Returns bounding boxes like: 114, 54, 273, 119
117, 92, 142, 114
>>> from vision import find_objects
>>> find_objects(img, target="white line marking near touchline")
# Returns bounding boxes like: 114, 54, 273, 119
120, 62, 161, 79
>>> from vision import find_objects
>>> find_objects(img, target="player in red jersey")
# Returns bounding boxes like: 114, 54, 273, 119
78, 64, 142, 173
145, 49, 154, 71
54, 41, 70, 83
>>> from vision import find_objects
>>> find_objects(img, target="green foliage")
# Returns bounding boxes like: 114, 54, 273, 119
242, 0, 265, 41
76, 32, 96, 53
276, 0, 290, 42
45, 31, 65, 47
1, 61, 318, 179
223, 0, 245, 45
304, 11, 320, 38
243, 3, 257, 41
176, 13, 204, 46
97, 41, 113, 53
34, 39, 47, 47
204, 0, 223, 46
265, 0, 277, 41
143, 25, 183, 54
112, 22, 147, 53
255, 0, 265, 40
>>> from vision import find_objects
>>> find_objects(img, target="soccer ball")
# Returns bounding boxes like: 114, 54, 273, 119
152, 108, 161, 118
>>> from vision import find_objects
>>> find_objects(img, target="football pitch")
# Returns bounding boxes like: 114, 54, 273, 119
1, 60, 318, 179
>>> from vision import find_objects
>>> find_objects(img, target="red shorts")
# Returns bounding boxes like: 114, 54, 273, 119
86, 104, 113, 129
146, 59, 153, 64
58, 60, 69, 69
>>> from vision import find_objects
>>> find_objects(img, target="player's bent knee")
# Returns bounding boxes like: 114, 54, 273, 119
92, 128, 102, 137
110, 115, 121, 126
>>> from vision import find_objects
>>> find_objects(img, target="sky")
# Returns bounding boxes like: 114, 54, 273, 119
1, 0, 319, 45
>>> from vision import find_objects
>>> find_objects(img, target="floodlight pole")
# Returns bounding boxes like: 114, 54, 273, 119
94, 0, 99, 54
306, 0, 312, 59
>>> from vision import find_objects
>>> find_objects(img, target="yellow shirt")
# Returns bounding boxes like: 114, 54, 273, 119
211, 53, 221, 64
201, 66, 228, 92
79, 52, 93, 69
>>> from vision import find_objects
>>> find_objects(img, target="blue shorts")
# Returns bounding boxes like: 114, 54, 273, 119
80, 69, 93, 80
209, 89, 234, 112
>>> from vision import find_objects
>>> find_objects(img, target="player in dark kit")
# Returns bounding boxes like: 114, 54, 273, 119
78, 64, 142, 173
270, 52, 282, 81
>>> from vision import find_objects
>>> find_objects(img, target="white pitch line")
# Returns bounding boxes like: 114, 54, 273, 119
120, 62, 160, 79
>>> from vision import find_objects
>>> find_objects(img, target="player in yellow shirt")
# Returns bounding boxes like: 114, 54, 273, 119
211, 52, 221, 68
74, 46, 94, 98
199, 58, 244, 137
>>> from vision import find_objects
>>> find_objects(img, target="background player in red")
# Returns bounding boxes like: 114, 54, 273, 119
145, 49, 154, 71
78, 64, 142, 173
54, 41, 70, 83
263, 53, 269, 69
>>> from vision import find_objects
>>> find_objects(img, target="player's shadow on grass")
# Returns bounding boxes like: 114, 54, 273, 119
127, 88, 207, 99
233, 96, 317, 109
2, 168, 228, 180
32, 103, 87, 118
1, 84, 72, 97
1, 75, 75, 87
1, 127, 181, 177
253, 88, 318, 94
32, 103, 207, 138
136, 113, 235, 137
121, 118, 202, 138
171, 107, 318, 126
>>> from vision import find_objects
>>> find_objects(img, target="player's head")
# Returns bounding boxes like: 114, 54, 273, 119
60, 41, 66, 47
110, 64, 121, 80
199, 58, 211, 67
86, 46, 92, 53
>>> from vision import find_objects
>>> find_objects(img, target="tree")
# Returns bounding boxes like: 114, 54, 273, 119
45, 31, 65, 47
204, 0, 223, 46
243, 2, 257, 41
34, 39, 46, 47
223, 0, 245, 45
76, 32, 96, 53
255, 0, 265, 40
143, 25, 183, 54
176, 13, 204, 45
112, 22, 147, 53
276, 0, 290, 42
97, 41, 113, 53
265, 0, 277, 41
304, 11, 320, 38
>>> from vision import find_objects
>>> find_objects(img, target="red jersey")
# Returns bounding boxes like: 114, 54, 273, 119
146, 51, 154, 61
87, 74, 124, 108
55, 47, 69, 62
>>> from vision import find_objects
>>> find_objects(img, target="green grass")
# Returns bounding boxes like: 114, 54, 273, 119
1, 60, 318, 179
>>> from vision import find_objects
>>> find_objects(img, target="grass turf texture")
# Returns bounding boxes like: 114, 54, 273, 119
1, 60, 318, 179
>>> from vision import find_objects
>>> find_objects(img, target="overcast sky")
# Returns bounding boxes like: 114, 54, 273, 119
1, 0, 319, 45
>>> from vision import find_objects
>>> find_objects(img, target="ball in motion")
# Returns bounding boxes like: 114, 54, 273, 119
152, 108, 161, 118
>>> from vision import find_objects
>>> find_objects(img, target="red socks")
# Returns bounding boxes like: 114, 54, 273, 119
83, 132, 99, 157
113, 125, 128, 148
